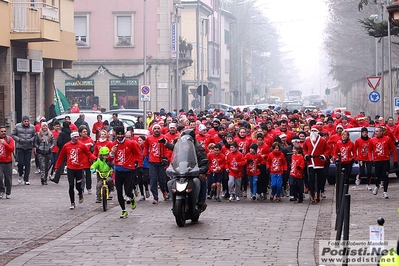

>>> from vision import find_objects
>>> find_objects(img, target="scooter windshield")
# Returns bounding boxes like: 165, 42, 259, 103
166, 135, 200, 176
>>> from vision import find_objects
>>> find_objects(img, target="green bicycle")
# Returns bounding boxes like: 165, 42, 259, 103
96, 169, 113, 211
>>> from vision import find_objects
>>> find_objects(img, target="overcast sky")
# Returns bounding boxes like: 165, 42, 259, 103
259, 0, 332, 96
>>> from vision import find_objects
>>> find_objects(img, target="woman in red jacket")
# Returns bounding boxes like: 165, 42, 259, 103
354, 127, 373, 190
333, 130, 356, 184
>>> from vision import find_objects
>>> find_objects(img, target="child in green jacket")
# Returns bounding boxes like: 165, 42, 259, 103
90, 147, 114, 202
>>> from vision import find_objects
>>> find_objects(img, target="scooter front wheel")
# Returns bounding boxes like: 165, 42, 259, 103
175, 199, 186, 227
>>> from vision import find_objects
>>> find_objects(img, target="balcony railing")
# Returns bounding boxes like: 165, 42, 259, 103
10, 2, 59, 33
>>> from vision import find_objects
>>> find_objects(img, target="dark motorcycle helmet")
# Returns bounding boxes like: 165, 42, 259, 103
181, 129, 196, 142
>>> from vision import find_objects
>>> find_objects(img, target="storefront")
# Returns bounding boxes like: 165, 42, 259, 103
109, 79, 139, 109
65, 79, 95, 110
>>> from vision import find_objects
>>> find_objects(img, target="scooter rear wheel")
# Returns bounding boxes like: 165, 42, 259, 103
175, 199, 186, 227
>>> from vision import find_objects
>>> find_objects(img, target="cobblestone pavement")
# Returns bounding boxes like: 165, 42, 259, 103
1, 170, 399, 266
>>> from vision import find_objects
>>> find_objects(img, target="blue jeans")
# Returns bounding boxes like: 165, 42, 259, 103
270, 174, 283, 197
248, 175, 258, 196
16, 148, 32, 182
149, 163, 167, 201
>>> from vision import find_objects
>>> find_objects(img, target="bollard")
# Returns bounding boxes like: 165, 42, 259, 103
335, 167, 346, 231
336, 184, 348, 240
335, 154, 342, 215
342, 194, 351, 266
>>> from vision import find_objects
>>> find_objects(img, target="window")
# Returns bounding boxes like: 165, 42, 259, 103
74, 15, 89, 46
114, 13, 134, 46
224, 30, 230, 45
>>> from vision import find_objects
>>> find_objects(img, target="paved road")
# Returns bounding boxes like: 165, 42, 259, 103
1, 171, 399, 266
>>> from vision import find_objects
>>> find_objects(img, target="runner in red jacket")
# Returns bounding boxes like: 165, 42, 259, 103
354, 127, 373, 190
55, 131, 96, 209
303, 127, 330, 203
226, 142, 245, 201
109, 126, 142, 218
207, 143, 226, 202
369, 126, 398, 198
333, 130, 356, 183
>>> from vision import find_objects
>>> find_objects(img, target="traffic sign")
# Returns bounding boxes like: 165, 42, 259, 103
394, 97, 399, 107
369, 91, 380, 103
366, 76, 381, 90
140, 85, 150, 102
197, 85, 208, 96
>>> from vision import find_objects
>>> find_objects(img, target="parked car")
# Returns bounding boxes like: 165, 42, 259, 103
103, 109, 144, 117
327, 127, 399, 184
208, 103, 234, 112
48, 113, 137, 141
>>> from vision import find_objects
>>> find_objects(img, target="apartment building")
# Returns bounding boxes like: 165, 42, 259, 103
0, 0, 76, 127
54, 0, 232, 113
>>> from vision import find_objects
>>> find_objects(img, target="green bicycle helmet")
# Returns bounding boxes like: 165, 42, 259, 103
99, 146, 110, 155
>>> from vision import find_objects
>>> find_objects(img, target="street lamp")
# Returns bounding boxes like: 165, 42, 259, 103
143, 0, 147, 129
250, 15, 256, 105
200, 17, 209, 110
174, 4, 184, 111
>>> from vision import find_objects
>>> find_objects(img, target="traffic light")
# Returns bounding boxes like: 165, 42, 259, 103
325, 88, 330, 95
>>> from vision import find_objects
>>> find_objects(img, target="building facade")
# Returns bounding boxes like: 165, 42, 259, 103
0, 0, 76, 128
54, 0, 232, 113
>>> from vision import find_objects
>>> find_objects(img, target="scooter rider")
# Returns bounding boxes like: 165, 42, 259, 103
165, 129, 209, 211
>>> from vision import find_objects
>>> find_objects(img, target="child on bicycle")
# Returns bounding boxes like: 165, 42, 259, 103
90, 147, 115, 203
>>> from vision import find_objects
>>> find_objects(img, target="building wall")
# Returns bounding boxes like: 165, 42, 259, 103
0, 1, 10, 48
0, 0, 76, 128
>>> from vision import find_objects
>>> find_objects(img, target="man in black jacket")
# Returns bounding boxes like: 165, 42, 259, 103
110, 113, 123, 128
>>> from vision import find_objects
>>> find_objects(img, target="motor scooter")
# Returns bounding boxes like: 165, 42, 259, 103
166, 135, 202, 227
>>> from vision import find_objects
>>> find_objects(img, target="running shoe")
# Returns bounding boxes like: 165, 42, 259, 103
120, 210, 128, 218
79, 193, 84, 204
130, 196, 137, 210
373, 185, 379, 195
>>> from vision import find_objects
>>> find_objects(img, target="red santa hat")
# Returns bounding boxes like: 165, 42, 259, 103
311, 125, 319, 132
344, 110, 351, 117
336, 124, 344, 130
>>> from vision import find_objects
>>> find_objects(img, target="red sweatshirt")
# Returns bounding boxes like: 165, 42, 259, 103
226, 151, 245, 178
354, 137, 372, 161
0, 137, 15, 163
370, 135, 398, 162
110, 139, 142, 170
93, 139, 113, 157
143, 134, 167, 163
51, 130, 60, 153
78, 136, 95, 168
333, 140, 356, 164
290, 154, 305, 179
55, 141, 96, 170
266, 150, 287, 174
245, 152, 262, 176
257, 142, 270, 165
207, 151, 226, 173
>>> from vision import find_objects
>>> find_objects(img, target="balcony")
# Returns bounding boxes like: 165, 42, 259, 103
10, 2, 60, 42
